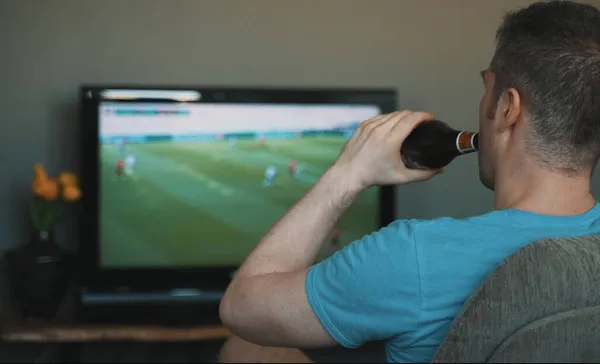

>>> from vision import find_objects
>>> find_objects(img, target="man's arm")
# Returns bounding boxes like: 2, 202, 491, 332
219, 111, 440, 348
220, 164, 358, 348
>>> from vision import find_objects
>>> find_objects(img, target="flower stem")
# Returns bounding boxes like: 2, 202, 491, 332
30, 198, 58, 232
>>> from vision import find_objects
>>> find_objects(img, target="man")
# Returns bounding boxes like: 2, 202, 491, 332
263, 165, 277, 187
219, 1, 600, 363
125, 154, 136, 175
258, 135, 268, 146
114, 158, 125, 178
228, 137, 237, 149
288, 160, 298, 177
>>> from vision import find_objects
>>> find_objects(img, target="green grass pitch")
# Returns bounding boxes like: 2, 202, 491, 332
99, 136, 379, 268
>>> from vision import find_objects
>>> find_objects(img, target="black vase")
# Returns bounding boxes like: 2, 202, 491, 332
5, 229, 74, 321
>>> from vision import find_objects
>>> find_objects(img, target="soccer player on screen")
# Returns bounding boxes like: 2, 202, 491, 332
263, 165, 277, 187
228, 137, 237, 149
115, 159, 125, 178
258, 136, 267, 147
125, 154, 136, 175
288, 160, 298, 176
289, 160, 304, 178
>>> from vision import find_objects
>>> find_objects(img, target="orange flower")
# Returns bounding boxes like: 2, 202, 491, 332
32, 180, 46, 196
34, 163, 47, 183
42, 179, 59, 201
63, 185, 81, 202
59, 172, 78, 187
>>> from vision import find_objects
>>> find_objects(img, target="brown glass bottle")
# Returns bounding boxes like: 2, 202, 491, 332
400, 120, 478, 170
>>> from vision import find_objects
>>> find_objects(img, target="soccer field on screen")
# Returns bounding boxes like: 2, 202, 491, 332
100, 135, 379, 268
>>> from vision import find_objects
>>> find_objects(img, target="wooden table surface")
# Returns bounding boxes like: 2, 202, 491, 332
1, 324, 231, 342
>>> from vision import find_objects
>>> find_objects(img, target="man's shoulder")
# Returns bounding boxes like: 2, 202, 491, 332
387, 210, 502, 235
380, 210, 520, 253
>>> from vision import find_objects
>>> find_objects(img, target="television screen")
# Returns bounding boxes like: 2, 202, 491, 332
98, 99, 383, 268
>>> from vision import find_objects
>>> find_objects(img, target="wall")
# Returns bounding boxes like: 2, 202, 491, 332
1, 0, 599, 360
2, 0, 600, 246
0, 0, 560, 248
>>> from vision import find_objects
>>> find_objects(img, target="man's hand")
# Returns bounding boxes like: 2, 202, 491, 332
334, 110, 443, 190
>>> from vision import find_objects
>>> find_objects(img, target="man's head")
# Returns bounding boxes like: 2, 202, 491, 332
478, 0, 600, 191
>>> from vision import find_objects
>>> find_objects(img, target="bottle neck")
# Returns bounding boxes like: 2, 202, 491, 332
456, 131, 478, 154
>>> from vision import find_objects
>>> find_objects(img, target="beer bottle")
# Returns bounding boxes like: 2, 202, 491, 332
401, 120, 478, 170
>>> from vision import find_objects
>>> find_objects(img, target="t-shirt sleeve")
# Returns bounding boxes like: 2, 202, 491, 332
306, 219, 422, 348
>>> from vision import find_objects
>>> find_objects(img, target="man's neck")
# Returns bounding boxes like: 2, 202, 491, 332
493, 164, 596, 216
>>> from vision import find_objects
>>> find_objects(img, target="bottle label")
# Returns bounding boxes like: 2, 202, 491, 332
456, 132, 478, 154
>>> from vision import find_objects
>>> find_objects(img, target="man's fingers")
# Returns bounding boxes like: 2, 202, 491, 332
362, 110, 412, 136
367, 110, 434, 142
390, 111, 435, 138
377, 110, 412, 130
355, 115, 381, 137
407, 111, 435, 124
359, 112, 394, 133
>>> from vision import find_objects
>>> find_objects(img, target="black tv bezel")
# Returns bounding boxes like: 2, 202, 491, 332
79, 85, 397, 294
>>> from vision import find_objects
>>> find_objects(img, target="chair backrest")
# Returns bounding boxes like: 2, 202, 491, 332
431, 235, 600, 363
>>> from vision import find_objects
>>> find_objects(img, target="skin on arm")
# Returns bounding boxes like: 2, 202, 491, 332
219, 110, 441, 348
220, 164, 358, 348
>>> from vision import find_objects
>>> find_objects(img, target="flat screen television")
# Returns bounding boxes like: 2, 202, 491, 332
79, 86, 396, 320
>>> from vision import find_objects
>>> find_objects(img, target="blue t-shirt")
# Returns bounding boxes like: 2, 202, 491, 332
306, 203, 600, 363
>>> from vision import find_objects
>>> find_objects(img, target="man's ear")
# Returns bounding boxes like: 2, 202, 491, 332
498, 88, 521, 131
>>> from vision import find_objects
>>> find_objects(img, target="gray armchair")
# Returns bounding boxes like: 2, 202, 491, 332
432, 235, 600, 363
